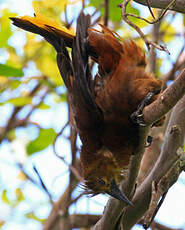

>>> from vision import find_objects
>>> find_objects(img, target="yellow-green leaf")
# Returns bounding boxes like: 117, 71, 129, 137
1, 190, 11, 205
38, 103, 50, 109
160, 21, 176, 43
27, 128, 57, 155
25, 211, 45, 222
15, 188, 25, 203
6, 97, 32, 106
0, 9, 17, 47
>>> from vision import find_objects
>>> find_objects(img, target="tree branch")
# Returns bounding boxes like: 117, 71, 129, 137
121, 93, 185, 229
143, 68, 185, 125
134, 0, 185, 14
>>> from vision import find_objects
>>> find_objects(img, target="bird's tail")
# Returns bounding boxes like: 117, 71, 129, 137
10, 13, 75, 51
10, 13, 75, 93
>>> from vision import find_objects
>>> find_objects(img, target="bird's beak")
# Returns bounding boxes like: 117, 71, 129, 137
107, 180, 133, 206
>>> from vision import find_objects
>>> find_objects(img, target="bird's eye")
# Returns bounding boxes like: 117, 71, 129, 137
98, 178, 106, 185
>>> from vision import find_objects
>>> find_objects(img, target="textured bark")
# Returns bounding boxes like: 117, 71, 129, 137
134, 0, 185, 14
121, 94, 185, 229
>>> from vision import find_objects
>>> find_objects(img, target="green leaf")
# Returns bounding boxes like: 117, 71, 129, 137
90, 0, 140, 23
126, 4, 141, 24
6, 97, 32, 106
0, 64, 23, 77
27, 128, 57, 155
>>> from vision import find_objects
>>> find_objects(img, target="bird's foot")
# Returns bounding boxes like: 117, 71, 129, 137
145, 135, 153, 147
131, 90, 160, 126
131, 110, 146, 126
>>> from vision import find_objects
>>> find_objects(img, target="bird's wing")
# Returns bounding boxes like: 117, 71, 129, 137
10, 13, 103, 148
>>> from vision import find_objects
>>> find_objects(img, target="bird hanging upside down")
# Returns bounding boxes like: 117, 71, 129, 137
10, 12, 163, 205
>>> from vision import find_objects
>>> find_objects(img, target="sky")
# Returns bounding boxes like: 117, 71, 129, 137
0, 0, 185, 229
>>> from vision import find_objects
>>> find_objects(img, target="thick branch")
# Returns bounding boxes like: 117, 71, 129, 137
143, 68, 185, 125
134, 0, 185, 14
43, 180, 79, 230
121, 94, 185, 229
70, 214, 101, 228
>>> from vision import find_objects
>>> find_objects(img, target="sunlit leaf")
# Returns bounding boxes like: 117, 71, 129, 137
160, 21, 176, 43
0, 9, 17, 47
17, 171, 28, 181
6, 97, 32, 106
25, 211, 45, 222
1, 190, 11, 205
24, 35, 62, 85
8, 79, 21, 89
183, 15, 185, 26
7, 129, 16, 141
156, 57, 163, 77
0, 76, 9, 88
33, 0, 68, 19
38, 103, 50, 109
15, 188, 25, 202
0, 220, 5, 227
6, 46, 23, 69
26, 128, 57, 155
0, 64, 23, 77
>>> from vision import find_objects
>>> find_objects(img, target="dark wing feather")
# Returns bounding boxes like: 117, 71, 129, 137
56, 39, 73, 93
71, 13, 102, 121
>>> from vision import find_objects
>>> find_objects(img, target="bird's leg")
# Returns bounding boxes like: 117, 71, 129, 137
131, 90, 160, 126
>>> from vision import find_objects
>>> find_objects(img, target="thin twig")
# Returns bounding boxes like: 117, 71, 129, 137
33, 165, 53, 203
104, 0, 109, 26
52, 123, 84, 183
146, 0, 156, 19
53, 121, 69, 148
16, 162, 53, 202
118, 0, 172, 54
121, 0, 176, 25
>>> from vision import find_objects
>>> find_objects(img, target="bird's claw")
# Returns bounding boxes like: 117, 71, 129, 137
145, 135, 153, 147
131, 110, 146, 126
131, 90, 160, 126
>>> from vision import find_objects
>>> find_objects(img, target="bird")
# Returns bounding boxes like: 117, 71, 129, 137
10, 12, 163, 205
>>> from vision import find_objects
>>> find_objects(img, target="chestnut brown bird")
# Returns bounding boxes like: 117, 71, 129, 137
10, 12, 163, 205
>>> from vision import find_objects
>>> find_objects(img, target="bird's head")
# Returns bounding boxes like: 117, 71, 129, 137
82, 150, 132, 206
84, 176, 132, 206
